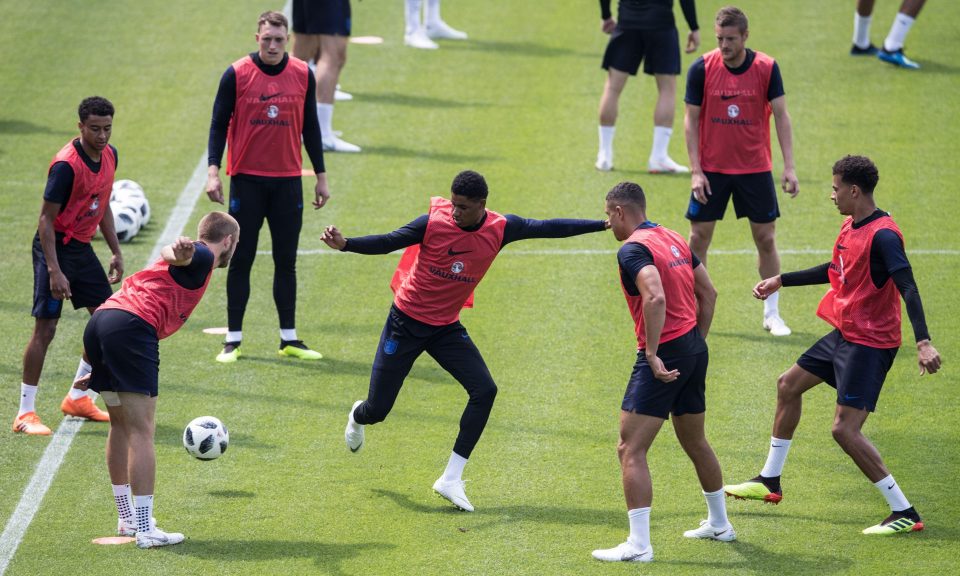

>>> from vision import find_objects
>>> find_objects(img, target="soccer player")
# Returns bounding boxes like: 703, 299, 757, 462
595, 0, 700, 173
592, 181, 734, 563
403, 0, 467, 50
207, 10, 330, 364
684, 5, 799, 337
851, 0, 926, 69
321, 170, 609, 512
13, 96, 124, 436
724, 155, 942, 536
81, 212, 239, 548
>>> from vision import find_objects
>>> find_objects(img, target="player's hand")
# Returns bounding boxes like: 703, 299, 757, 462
917, 340, 941, 375
49, 270, 71, 300
205, 172, 224, 204
313, 173, 330, 210
781, 168, 799, 198
691, 172, 711, 204
321, 225, 346, 250
171, 236, 195, 262
108, 253, 124, 284
753, 276, 782, 300
647, 353, 679, 383
602, 18, 616, 34
72, 373, 91, 391
686, 29, 700, 53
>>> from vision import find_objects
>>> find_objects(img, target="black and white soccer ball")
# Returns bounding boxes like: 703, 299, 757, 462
110, 202, 141, 243
183, 416, 229, 460
111, 179, 144, 201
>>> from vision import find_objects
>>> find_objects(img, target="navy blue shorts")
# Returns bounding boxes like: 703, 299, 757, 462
83, 308, 160, 397
292, 0, 352, 36
622, 350, 708, 419
602, 27, 681, 76
32, 233, 112, 318
796, 329, 898, 412
685, 171, 779, 223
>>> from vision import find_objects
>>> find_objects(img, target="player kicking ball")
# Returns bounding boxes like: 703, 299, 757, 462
723, 155, 941, 535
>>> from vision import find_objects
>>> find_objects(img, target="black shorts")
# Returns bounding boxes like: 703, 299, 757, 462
685, 171, 779, 223
83, 309, 160, 397
602, 27, 681, 76
32, 233, 112, 318
622, 350, 708, 419
796, 329, 898, 412
292, 0, 352, 36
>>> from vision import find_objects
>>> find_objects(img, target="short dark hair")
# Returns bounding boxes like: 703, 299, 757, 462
198, 211, 239, 243
716, 6, 749, 33
78, 96, 114, 122
451, 170, 488, 199
258, 10, 288, 32
833, 155, 879, 194
606, 181, 647, 212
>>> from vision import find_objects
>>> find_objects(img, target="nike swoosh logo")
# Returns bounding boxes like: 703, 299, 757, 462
720, 94, 737, 100
886, 484, 895, 490
713, 529, 728, 537
843, 394, 861, 401
447, 248, 472, 256
259, 92, 282, 101
624, 552, 649, 561
771, 444, 784, 448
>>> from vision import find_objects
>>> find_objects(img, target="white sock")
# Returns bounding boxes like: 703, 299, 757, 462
760, 437, 792, 478
19, 383, 37, 416
874, 474, 911, 512
426, 0, 443, 26
703, 488, 730, 527
884, 13, 915, 52
651, 125, 673, 161
227, 331, 242, 344
69, 359, 92, 400
441, 451, 468, 483
405, 0, 423, 35
113, 484, 134, 522
763, 290, 780, 319
317, 103, 334, 146
853, 13, 873, 49
280, 328, 298, 342
627, 507, 651, 550
134, 494, 154, 534
598, 125, 615, 160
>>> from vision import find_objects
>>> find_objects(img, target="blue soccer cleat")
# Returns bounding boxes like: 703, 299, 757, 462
878, 48, 920, 70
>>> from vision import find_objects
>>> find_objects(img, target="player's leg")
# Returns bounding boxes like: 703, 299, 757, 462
15, 318, 58, 435
597, 68, 628, 171
686, 172, 730, 266
425, 0, 467, 40
852, 0, 878, 54
317, 32, 360, 152
102, 394, 137, 535
688, 221, 716, 266
404, 0, 438, 49
646, 28, 687, 173
878, 0, 925, 68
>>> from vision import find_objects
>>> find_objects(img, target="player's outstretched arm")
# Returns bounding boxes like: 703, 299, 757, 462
917, 340, 941, 375
321, 225, 346, 250
161, 236, 196, 266
753, 275, 782, 300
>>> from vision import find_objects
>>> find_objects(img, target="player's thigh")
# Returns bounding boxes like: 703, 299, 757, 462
686, 171, 734, 221
86, 309, 159, 398
265, 178, 304, 255
622, 352, 687, 419
310, 0, 352, 36
795, 330, 840, 390
426, 323, 495, 393
293, 33, 322, 61
63, 244, 112, 310
670, 351, 708, 418
31, 235, 62, 319
368, 307, 429, 398
602, 28, 644, 76
228, 176, 269, 237
731, 171, 779, 222
641, 28, 681, 76
833, 338, 897, 412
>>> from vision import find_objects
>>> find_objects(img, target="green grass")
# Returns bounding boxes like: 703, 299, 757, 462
1, 1, 958, 574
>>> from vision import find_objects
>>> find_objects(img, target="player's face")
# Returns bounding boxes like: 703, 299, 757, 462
257, 24, 289, 65
605, 200, 629, 241
831, 174, 855, 216
450, 194, 486, 228
715, 25, 747, 65
78, 115, 112, 153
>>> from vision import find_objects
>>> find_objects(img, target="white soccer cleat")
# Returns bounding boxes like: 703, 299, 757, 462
591, 541, 653, 562
334, 84, 353, 101
322, 136, 361, 153
426, 20, 468, 40
345, 400, 365, 453
404, 30, 439, 50
136, 527, 185, 549
432, 477, 475, 512
648, 156, 690, 174
118, 516, 156, 537
595, 153, 613, 172
683, 519, 737, 542
763, 315, 792, 336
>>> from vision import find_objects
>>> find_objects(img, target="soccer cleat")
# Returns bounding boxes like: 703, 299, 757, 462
862, 510, 924, 536
322, 136, 361, 153
12, 412, 51, 436
278, 340, 323, 360
432, 477, 475, 512
595, 154, 613, 172
345, 400, 365, 453
61, 395, 109, 422
648, 156, 690, 174
118, 516, 156, 537
135, 527, 185, 549
683, 519, 737, 542
426, 20, 468, 40
404, 30, 439, 50
591, 541, 653, 563
334, 84, 353, 101
216, 341, 241, 363
878, 48, 920, 70
763, 315, 792, 336
850, 43, 879, 56
724, 478, 783, 504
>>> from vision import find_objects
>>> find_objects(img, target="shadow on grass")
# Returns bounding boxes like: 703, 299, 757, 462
357, 91, 489, 109
445, 39, 595, 59
153, 422, 279, 451
0, 119, 73, 136
357, 145, 501, 164
169, 539, 394, 576
208, 489, 255, 498
661, 540, 853, 575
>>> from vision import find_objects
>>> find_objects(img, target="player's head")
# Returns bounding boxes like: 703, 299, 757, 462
605, 181, 647, 241
256, 11, 289, 65
77, 96, 114, 152
198, 211, 240, 268
831, 155, 878, 215
715, 6, 749, 64
450, 170, 488, 228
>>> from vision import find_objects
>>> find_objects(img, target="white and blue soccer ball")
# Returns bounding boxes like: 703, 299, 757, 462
111, 179, 144, 201
110, 202, 141, 243
112, 179, 150, 227
183, 416, 229, 460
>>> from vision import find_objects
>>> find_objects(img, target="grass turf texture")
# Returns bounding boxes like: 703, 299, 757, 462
0, 0, 958, 574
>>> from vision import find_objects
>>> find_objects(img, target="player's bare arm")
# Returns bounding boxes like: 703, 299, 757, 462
38, 200, 71, 300
313, 172, 330, 210
684, 104, 711, 204
637, 266, 679, 383
205, 165, 224, 204
917, 340, 941, 375
161, 236, 196, 266
693, 264, 717, 338
771, 96, 799, 198
98, 201, 124, 283
685, 29, 701, 53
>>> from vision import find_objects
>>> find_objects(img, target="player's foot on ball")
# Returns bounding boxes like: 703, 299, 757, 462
850, 43, 879, 56
216, 341, 242, 363
118, 516, 156, 537
136, 527, 184, 549
862, 507, 924, 535
345, 400, 365, 453
278, 340, 323, 360
591, 541, 653, 562
12, 412, 51, 435
878, 47, 920, 69
432, 477, 474, 512
683, 519, 737, 541
648, 156, 690, 174
724, 475, 783, 504
763, 314, 792, 336
404, 30, 439, 50
61, 395, 109, 421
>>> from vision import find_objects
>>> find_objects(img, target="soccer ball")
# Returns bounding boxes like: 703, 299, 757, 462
110, 202, 141, 243
116, 193, 151, 227
111, 179, 144, 201
182, 416, 229, 460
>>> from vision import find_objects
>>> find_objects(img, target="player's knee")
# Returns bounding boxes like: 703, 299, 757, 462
830, 421, 856, 447
32, 321, 58, 346
471, 381, 497, 407
776, 372, 800, 399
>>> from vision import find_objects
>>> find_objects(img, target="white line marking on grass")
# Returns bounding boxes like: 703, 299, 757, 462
0, 153, 207, 576
260, 248, 960, 257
